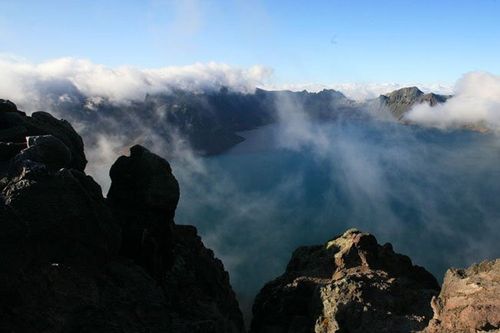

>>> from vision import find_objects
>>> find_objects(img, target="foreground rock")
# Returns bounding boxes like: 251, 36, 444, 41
107, 144, 180, 280
0, 100, 243, 332
251, 229, 440, 333
108, 144, 244, 332
0, 99, 86, 170
424, 259, 500, 333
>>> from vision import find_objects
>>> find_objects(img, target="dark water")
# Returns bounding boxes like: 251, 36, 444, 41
173, 119, 500, 314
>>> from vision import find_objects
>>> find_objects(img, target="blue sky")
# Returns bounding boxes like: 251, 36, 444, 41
0, 0, 499, 85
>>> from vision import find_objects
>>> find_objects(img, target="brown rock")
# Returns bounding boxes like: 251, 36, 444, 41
251, 229, 440, 333
423, 259, 500, 333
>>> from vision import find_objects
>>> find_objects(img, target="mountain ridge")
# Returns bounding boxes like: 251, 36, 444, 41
36, 86, 450, 156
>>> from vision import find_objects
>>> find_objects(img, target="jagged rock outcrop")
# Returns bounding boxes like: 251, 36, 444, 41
377, 87, 449, 120
251, 229, 440, 333
0, 100, 244, 333
108, 145, 244, 332
424, 259, 500, 333
107, 144, 180, 280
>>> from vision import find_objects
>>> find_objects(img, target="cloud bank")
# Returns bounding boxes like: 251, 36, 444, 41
0, 55, 457, 112
0, 56, 273, 109
406, 71, 500, 130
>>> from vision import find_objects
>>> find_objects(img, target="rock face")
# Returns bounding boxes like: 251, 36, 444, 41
0, 100, 244, 333
251, 229, 440, 333
165, 224, 245, 332
424, 259, 500, 333
107, 144, 180, 280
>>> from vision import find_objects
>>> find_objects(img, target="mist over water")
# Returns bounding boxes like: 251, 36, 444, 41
4, 57, 498, 319
172, 119, 500, 316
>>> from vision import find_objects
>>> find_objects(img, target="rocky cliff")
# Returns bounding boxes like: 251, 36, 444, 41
251, 229, 440, 333
0, 100, 244, 333
424, 259, 499, 333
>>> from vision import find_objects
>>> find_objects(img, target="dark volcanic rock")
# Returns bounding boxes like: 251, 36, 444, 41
251, 229, 440, 333
424, 259, 500, 333
106, 145, 243, 332
14, 135, 72, 170
2, 165, 120, 265
107, 144, 180, 279
0, 99, 19, 113
0, 104, 244, 333
165, 225, 245, 332
0, 100, 86, 170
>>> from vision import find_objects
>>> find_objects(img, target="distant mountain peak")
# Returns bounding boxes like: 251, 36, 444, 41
378, 86, 449, 119
386, 86, 424, 97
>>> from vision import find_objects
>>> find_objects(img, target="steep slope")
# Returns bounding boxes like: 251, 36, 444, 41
0, 100, 244, 333
250, 229, 440, 333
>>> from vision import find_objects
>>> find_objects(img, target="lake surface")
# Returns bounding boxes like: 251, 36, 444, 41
173, 119, 500, 314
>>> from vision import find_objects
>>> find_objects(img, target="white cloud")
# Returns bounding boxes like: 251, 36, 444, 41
0, 54, 460, 115
0, 56, 273, 109
406, 71, 500, 130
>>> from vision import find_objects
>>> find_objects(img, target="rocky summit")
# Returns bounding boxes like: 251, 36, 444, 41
0, 100, 244, 333
251, 229, 440, 333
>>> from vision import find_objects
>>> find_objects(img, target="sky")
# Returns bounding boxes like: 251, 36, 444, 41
0, 0, 499, 86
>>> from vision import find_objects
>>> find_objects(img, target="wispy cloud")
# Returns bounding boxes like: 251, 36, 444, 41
406, 71, 500, 130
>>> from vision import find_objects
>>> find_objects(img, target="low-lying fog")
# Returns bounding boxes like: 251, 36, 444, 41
173, 118, 500, 317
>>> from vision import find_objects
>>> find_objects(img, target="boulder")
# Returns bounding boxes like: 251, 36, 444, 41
107, 144, 179, 218
251, 229, 440, 333
0, 99, 19, 113
0, 100, 86, 171
424, 259, 500, 333
13, 135, 72, 171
